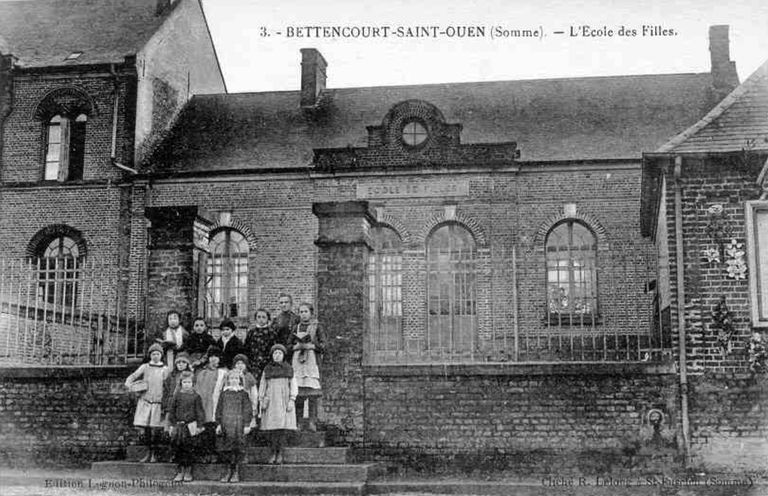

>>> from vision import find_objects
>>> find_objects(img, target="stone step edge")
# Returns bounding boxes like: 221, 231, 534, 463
92, 461, 377, 469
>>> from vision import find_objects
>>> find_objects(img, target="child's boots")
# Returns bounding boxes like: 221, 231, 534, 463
173, 465, 184, 482
307, 397, 319, 432
230, 465, 240, 483
183, 465, 193, 482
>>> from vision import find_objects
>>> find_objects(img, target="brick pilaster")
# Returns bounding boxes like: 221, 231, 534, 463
145, 206, 211, 338
313, 201, 373, 444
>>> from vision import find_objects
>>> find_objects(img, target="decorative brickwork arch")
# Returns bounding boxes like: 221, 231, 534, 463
33, 86, 95, 121
26, 224, 87, 259
534, 211, 608, 250
375, 213, 412, 245
416, 210, 488, 247
209, 215, 257, 250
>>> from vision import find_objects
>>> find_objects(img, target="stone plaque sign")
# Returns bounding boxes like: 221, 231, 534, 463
356, 179, 469, 199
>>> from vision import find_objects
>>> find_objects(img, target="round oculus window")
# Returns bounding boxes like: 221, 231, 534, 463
402, 121, 428, 147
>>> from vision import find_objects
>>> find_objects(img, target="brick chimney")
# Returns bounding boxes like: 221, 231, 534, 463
709, 25, 739, 98
300, 48, 327, 108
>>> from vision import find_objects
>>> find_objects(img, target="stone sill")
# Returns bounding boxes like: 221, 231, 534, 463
364, 362, 676, 377
0, 365, 136, 379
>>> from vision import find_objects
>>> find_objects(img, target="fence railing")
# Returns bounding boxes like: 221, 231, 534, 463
0, 257, 145, 366
367, 244, 672, 365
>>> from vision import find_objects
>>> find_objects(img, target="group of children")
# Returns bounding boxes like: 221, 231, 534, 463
125, 295, 326, 483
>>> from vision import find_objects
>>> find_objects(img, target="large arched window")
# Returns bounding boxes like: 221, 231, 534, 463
205, 229, 249, 322
368, 226, 402, 352
546, 220, 598, 323
427, 223, 477, 352
44, 113, 87, 182
38, 235, 81, 308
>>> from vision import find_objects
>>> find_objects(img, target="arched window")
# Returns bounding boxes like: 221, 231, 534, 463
44, 113, 87, 182
205, 229, 249, 323
368, 226, 402, 351
546, 220, 598, 323
427, 223, 477, 353
38, 235, 81, 307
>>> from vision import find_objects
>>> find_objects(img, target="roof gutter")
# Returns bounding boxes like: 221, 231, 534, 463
109, 64, 137, 175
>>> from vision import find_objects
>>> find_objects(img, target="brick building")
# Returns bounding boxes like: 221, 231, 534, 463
641, 60, 768, 472
1, 0, 764, 473
0, 0, 225, 361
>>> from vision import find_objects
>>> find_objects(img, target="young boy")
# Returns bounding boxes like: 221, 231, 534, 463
273, 294, 299, 349
168, 371, 205, 481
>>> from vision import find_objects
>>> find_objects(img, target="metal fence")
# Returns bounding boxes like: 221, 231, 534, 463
367, 243, 672, 365
0, 257, 145, 366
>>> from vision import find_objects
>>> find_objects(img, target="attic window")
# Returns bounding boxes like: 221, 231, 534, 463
65, 52, 82, 61
402, 120, 428, 147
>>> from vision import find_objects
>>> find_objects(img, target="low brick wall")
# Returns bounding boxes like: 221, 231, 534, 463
359, 365, 681, 475
688, 374, 768, 473
0, 366, 138, 467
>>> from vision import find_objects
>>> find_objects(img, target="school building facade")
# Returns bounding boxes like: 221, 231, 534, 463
0, 0, 765, 473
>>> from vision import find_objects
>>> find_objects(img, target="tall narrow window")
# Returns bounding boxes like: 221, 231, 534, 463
205, 229, 249, 323
38, 235, 80, 308
68, 114, 87, 181
368, 226, 402, 352
45, 115, 63, 180
546, 220, 598, 322
44, 113, 87, 181
427, 223, 477, 353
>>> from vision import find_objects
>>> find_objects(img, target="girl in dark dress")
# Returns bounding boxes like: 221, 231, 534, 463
186, 317, 216, 369
244, 308, 277, 380
168, 371, 206, 482
215, 370, 253, 483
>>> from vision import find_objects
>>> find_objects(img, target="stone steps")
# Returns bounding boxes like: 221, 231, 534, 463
125, 445, 348, 464
91, 461, 383, 483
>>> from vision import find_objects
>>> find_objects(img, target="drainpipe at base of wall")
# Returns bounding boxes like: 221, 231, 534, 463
673, 155, 691, 467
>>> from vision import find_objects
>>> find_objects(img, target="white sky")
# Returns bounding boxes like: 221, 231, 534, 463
202, 0, 768, 93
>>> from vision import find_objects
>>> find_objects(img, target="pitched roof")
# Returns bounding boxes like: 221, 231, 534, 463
147, 72, 718, 173
657, 60, 768, 153
0, 0, 173, 67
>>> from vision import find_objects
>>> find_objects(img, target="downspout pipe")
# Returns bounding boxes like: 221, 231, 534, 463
109, 64, 137, 175
673, 155, 691, 467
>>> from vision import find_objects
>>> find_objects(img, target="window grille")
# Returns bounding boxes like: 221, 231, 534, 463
546, 221, 598, 325
205, 229, 249, 323
368, 226, 403, 351
427, 223, 477, 353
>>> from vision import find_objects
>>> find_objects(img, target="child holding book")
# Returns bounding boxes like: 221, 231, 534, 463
168, 371, 206, 482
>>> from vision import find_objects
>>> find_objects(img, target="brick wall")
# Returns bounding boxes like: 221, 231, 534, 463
656, 153, 768, 472
0, 368, 138, 466
0, 71, 134, 182
134, 0, 226, 165
687, 375, 768, 473
360, 369, 679, 474
147, 164, 652, 346
664, 158, 763, 372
